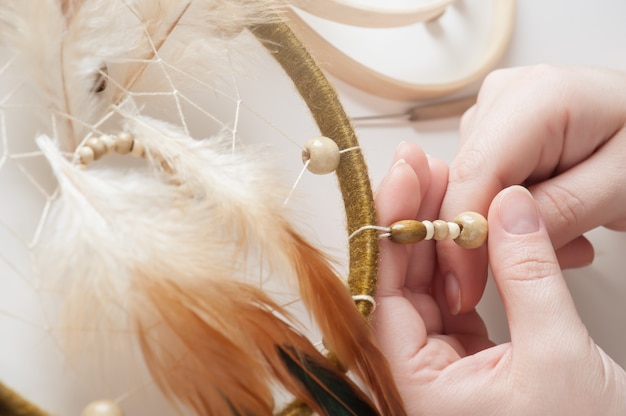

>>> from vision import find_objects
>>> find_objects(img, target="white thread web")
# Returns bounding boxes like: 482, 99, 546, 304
0, 10, 350, 415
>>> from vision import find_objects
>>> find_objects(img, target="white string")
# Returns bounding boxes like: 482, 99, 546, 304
348, 224, 390, 240
352, 294, 377, 314
339, 145, 360, 154
284, 159, 310, 207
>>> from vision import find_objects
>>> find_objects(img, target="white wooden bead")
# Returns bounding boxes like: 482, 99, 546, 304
447, 221, 461, 239
81, 400, 124, 416
432, 219, 449, 240
130, 140, 145, 158
115, 132, 133, 154
86, 137, 107, 160
100, 134, 116, 154
78, 146, 95, 165
422, 220, 434, 240
453, 211, 488, 249
302, 136, 340, 174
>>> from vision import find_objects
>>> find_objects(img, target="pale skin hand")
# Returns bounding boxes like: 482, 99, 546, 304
438, 65, 626, 315
374, 142, 626, 415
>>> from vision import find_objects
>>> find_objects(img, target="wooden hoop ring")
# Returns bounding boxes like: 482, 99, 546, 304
285, 0, 516, 100
292, 0, 455, 28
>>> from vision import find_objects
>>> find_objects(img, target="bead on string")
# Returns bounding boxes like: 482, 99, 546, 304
302, 136, 340, 174
352, 294, 377, 313
75, 132, 173, 174
383, 211, 487, 248
348, 211, 487, 248
80, 400, 124, 416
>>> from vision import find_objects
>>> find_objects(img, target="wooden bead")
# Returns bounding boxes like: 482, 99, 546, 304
99, 134, 116, 154
115, 132, 134, 154
80, 400, 124, 416
447, 221, 461, 239
422, 220, 434, 240
388, 220, 426, 244
302, 136, 340, 174
130, 139, 145, 158
78, 146, 95, 165
86, 137, 107, 160
432, 219, 449, 240
453, 211, 488, 249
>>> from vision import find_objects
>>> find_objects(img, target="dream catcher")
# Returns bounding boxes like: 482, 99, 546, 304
0, 1, 500, 415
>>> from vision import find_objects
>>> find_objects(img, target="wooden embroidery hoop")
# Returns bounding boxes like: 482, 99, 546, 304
288, 0, 516, 100
292, 0, 458, 28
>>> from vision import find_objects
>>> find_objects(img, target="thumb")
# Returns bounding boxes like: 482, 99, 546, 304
487, 186, 587, 355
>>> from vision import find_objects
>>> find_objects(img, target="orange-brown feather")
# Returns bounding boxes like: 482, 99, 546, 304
133, 265, 377, 415
134, 274, 275, 415
283, 226, 407, 415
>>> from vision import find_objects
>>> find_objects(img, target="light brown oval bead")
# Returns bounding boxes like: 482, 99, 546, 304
302, 136, 340, 175
453, 211, 488, 249
115, 132, 134, 154
80, 400, 124, 416
432, 219, 449, 240
389, 220, 427, 244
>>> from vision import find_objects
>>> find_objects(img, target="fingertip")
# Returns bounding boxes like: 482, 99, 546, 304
487, 186, 585, 350
394, 141, 426, 163
375, 158, 421, 225
393, 141, 431, 196
495, 186, 540, 235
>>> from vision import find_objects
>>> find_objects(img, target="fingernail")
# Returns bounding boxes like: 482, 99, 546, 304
395, 140, 409, 153
378, 158, 406, 191
391, 158, 406, 170
499, 186, 540, 235
445, 273, 461, 315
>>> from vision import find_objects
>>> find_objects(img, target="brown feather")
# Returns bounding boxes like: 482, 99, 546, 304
283, 226, 407, 415
133, 263, 375, 415
135, 274, 275, 415
245, 303, 378, 415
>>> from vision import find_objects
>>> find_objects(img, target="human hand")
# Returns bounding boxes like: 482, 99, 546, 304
438, 65, 626, 315
374, 143, 626, 415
